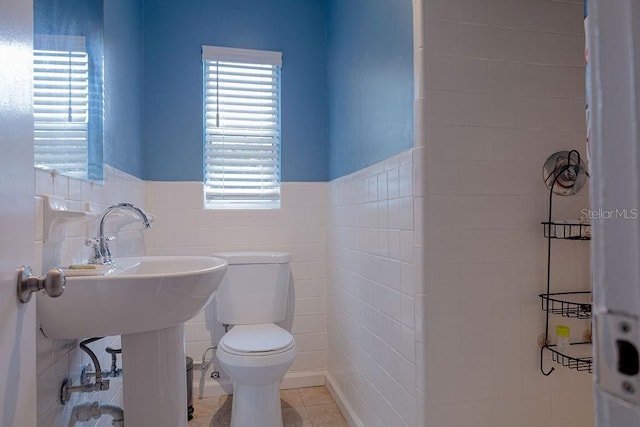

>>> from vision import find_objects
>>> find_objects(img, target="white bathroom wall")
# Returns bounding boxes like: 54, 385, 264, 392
327, 150, 420, 427
422, 0, 593, 426
35, 166, 146, 426
144, 182, 329, 392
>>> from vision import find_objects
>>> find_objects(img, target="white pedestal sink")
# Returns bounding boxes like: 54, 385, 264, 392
37, 256, 228, 427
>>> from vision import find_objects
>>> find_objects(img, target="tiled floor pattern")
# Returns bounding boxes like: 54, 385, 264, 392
190, 386, 348, 427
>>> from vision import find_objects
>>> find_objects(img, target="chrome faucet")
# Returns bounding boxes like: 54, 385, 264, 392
86, 203, 152, 265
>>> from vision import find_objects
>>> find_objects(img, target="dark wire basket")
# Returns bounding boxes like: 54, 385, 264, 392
542, 221, 591, 240
544, 343, 593, 373
539, 291, 592, 319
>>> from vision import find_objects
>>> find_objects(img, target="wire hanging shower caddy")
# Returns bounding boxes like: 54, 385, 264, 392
539, 150, 592, 375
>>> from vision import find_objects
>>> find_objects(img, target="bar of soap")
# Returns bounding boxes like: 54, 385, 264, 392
64, 264, 111, 277
69, 264, 99, 270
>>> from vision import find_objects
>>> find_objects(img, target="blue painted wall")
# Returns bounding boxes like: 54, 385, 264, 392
326, 0, 413, 180
103, 0, 144, 178
142, 0, 328, 182
102, 0, 412, 182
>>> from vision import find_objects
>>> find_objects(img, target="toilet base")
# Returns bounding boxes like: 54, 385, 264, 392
230, 380, 283, 427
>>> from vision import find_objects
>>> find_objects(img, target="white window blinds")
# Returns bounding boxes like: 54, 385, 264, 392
33, 35, 89, 179
202, 46, 282, 209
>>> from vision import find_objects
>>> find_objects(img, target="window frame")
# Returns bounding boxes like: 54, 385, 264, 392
202, 45, 283, 210
33, 34, 90, 180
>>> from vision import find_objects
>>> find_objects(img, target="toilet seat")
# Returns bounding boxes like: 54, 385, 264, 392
219, 324, 294, 356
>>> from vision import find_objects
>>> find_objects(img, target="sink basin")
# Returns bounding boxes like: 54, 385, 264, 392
37, 255, 227, 427
37, 255, 228, 340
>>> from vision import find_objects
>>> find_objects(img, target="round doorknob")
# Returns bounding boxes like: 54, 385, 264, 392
42, 268, 65, 297
17, 265, 66, 304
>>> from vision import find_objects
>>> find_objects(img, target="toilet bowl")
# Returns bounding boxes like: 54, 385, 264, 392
213, 252, 295, 427
217, 324, 296, 427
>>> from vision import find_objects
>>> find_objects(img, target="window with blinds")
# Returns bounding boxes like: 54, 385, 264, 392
33, 35, 89, 179
202, 46, 282, 209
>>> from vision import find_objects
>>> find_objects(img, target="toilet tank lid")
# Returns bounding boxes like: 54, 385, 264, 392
212, 251, 291, 265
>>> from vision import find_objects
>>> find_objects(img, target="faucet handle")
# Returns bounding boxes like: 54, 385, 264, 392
85, 237, 99, 247
85, 236, 116, 265
84, 235, 115, 247
85, 238, 102, 265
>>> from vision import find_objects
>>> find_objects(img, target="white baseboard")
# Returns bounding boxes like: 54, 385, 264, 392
192, 369, 327, 399
325, 374, 364, 427
281, 370, 327, 390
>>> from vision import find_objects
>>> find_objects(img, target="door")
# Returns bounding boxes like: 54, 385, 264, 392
0, 1, 37, 426
589, 0, 640, 425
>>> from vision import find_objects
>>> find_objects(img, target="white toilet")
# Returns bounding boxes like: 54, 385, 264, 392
213, 251, 296, 427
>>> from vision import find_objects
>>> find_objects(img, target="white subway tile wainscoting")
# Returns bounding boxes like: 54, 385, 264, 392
328, 149, 421, 427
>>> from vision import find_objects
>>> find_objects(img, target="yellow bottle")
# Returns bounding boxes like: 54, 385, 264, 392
556, 325, 571, 354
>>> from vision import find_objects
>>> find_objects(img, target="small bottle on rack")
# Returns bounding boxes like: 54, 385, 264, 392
556, 325, 571, 354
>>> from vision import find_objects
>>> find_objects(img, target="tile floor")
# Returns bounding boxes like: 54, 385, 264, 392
189, 385, 348, 427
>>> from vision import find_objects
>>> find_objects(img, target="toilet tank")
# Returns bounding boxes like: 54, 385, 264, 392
213, 252, 291, 325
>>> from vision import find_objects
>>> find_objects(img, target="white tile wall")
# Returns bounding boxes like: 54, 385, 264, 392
422, 0, 593, 425
35, 166, 146, 427
327, 150, 420, 427
144, 181, 329, 390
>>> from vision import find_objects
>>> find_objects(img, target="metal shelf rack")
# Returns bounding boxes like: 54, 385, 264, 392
539, 150, 592, 376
